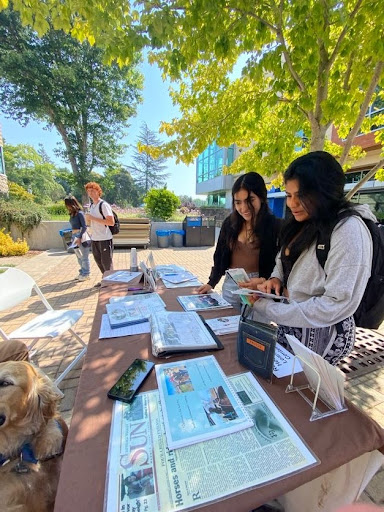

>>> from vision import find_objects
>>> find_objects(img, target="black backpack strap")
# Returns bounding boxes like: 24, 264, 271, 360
98, 200, 106, 219
316, 210, 361, 269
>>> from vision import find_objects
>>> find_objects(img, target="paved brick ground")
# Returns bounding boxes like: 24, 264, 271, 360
1, 246, 383, 506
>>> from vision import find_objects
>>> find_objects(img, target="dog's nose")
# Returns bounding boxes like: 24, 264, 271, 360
0, 414, 6, 426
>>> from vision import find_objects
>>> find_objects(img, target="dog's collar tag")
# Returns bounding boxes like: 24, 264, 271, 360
14, 453, 30, 474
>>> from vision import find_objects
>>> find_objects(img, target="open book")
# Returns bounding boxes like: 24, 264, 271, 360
177, 292, 232, 311
150, 311, 223, 357
285, 334, 346, 413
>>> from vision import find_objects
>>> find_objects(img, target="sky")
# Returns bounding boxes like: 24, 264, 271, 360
0, 60, 203, 199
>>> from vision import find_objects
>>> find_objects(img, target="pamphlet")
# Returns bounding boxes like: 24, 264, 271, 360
139, 261, 157, 291
273, 344, 303, 378
285, 334, 346, 411
99, 314, 150, 339
104, 372, 318, 512
225, 268, 249, 284
162, 278, 202, 289
102, 270, 143, 284
106, 302, 151, 328
109, 292, 166, 309
177, 292, 232, 311
231, 288, 290, 304
155, 355, 254, 449
150, 311, 223, 357
162, 271, 197, 284
205, 315, 241, 335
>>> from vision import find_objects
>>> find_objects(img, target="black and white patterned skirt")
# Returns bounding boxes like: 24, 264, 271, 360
277, 316, 355, 366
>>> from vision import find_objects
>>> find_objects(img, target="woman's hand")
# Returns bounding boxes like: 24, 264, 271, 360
238, 277, 266, 290
257, 277, 282, 296
197, 284, 212, 294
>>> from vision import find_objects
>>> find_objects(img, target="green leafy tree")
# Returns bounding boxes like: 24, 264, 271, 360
129, 123, 170, 193
0, 8, 143, 196
101, 167, 142, 207
4, 1, 384, 193
4, 143, 65, 203
144, 188, 180, 221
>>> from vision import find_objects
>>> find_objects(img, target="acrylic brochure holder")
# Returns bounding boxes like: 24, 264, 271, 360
285, 354, 348, 422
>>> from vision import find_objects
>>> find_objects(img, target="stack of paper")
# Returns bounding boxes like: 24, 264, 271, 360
286, 334, 345, 410
102, 270, 142, 284
99, 293, 166, 339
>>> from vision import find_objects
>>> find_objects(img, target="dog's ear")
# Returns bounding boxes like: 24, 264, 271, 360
34, 366, 63, 421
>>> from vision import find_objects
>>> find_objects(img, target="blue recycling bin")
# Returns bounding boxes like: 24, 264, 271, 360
156, 230, 170, 248
59, 228, 73, 251
170, 229, 185, 247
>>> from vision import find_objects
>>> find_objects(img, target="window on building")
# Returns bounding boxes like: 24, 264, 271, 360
196, 143, 236, 183
207, 192, 226, 207
345, 169, 376, 184
350, 190, 384, 223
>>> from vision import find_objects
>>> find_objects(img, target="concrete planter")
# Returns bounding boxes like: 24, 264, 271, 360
4, 221, 71, 251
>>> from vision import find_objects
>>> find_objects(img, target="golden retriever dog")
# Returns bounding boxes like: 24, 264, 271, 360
0, 361, 68, 512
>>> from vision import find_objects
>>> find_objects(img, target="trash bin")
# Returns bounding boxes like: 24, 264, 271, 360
59, 228, 73, 251
171, 229, 185, 247
156, 230, 170, 248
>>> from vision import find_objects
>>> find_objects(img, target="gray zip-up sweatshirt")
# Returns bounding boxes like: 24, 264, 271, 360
252, 205, 375, 328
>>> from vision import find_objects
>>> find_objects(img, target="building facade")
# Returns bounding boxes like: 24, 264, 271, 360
196, 108, 384, 221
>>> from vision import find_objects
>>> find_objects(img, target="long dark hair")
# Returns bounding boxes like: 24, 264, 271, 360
281, 151, 352, 258
225, 171, 272, 248
64, 196, 82, 216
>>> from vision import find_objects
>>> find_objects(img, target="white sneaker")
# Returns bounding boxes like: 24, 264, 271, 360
78, 275, 90, 281
74, 275, 81, 281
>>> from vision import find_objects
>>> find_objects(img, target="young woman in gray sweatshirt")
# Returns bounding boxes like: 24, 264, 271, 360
252, 151, 374, 365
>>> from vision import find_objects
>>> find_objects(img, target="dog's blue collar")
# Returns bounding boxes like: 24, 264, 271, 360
0, 442, 38, 467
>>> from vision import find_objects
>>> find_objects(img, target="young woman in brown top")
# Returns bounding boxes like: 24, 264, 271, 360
197, 172, 282, 308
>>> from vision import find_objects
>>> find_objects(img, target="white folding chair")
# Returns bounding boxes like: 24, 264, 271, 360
0, 267, 87, 385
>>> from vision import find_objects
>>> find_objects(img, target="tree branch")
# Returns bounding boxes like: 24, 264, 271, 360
345, 157, 384, 200
339, 60, 384, 165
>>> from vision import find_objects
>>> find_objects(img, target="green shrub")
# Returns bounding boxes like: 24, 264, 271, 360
144, 188, 180, 221
46, 202, 68, 216
0, 229, 29, 256
0, 198, 44, 236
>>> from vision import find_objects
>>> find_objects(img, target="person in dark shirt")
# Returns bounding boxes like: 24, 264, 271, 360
64, 196, 91, 282
198, 172, 282, 308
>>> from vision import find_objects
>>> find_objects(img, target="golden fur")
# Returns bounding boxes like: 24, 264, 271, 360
0, 361, 67, 512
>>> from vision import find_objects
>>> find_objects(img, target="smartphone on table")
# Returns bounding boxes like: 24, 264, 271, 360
107, 358, 155, 403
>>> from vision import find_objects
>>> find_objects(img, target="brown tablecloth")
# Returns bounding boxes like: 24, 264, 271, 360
54, 283, 384, 512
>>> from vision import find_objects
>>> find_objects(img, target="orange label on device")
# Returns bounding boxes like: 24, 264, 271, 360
246, 337, 265, 351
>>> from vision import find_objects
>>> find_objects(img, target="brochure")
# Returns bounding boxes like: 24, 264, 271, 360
139, 261, 157, 291
162, 271, 197, 284
155, 355, 254, 449
162, 278, 202, 289
104, 372, 318, 512
150, 311, 223, 357
205, 315, 241, 335
231, 288, 290, 304
109, 292, 166, 309
225, 268, 249, 285
102, 270, 143, 284
177, 292, 232, 311
99, 314, 150, 339
106, 302, 151, 328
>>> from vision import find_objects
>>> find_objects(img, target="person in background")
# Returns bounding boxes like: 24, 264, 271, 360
197, 172, 282, 308
84, 182, 114, 287
253, 151, 374, 365
64, 196, 91, 282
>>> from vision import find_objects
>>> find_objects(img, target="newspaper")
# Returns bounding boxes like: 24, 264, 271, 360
177, 293, 232, 311
205, 315, 241, 335
104, 372, 318, 512
99, 314, 150, 339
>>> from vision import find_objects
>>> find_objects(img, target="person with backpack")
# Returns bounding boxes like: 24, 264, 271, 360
251, 151, 377, 365
84, 181, 115, 287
